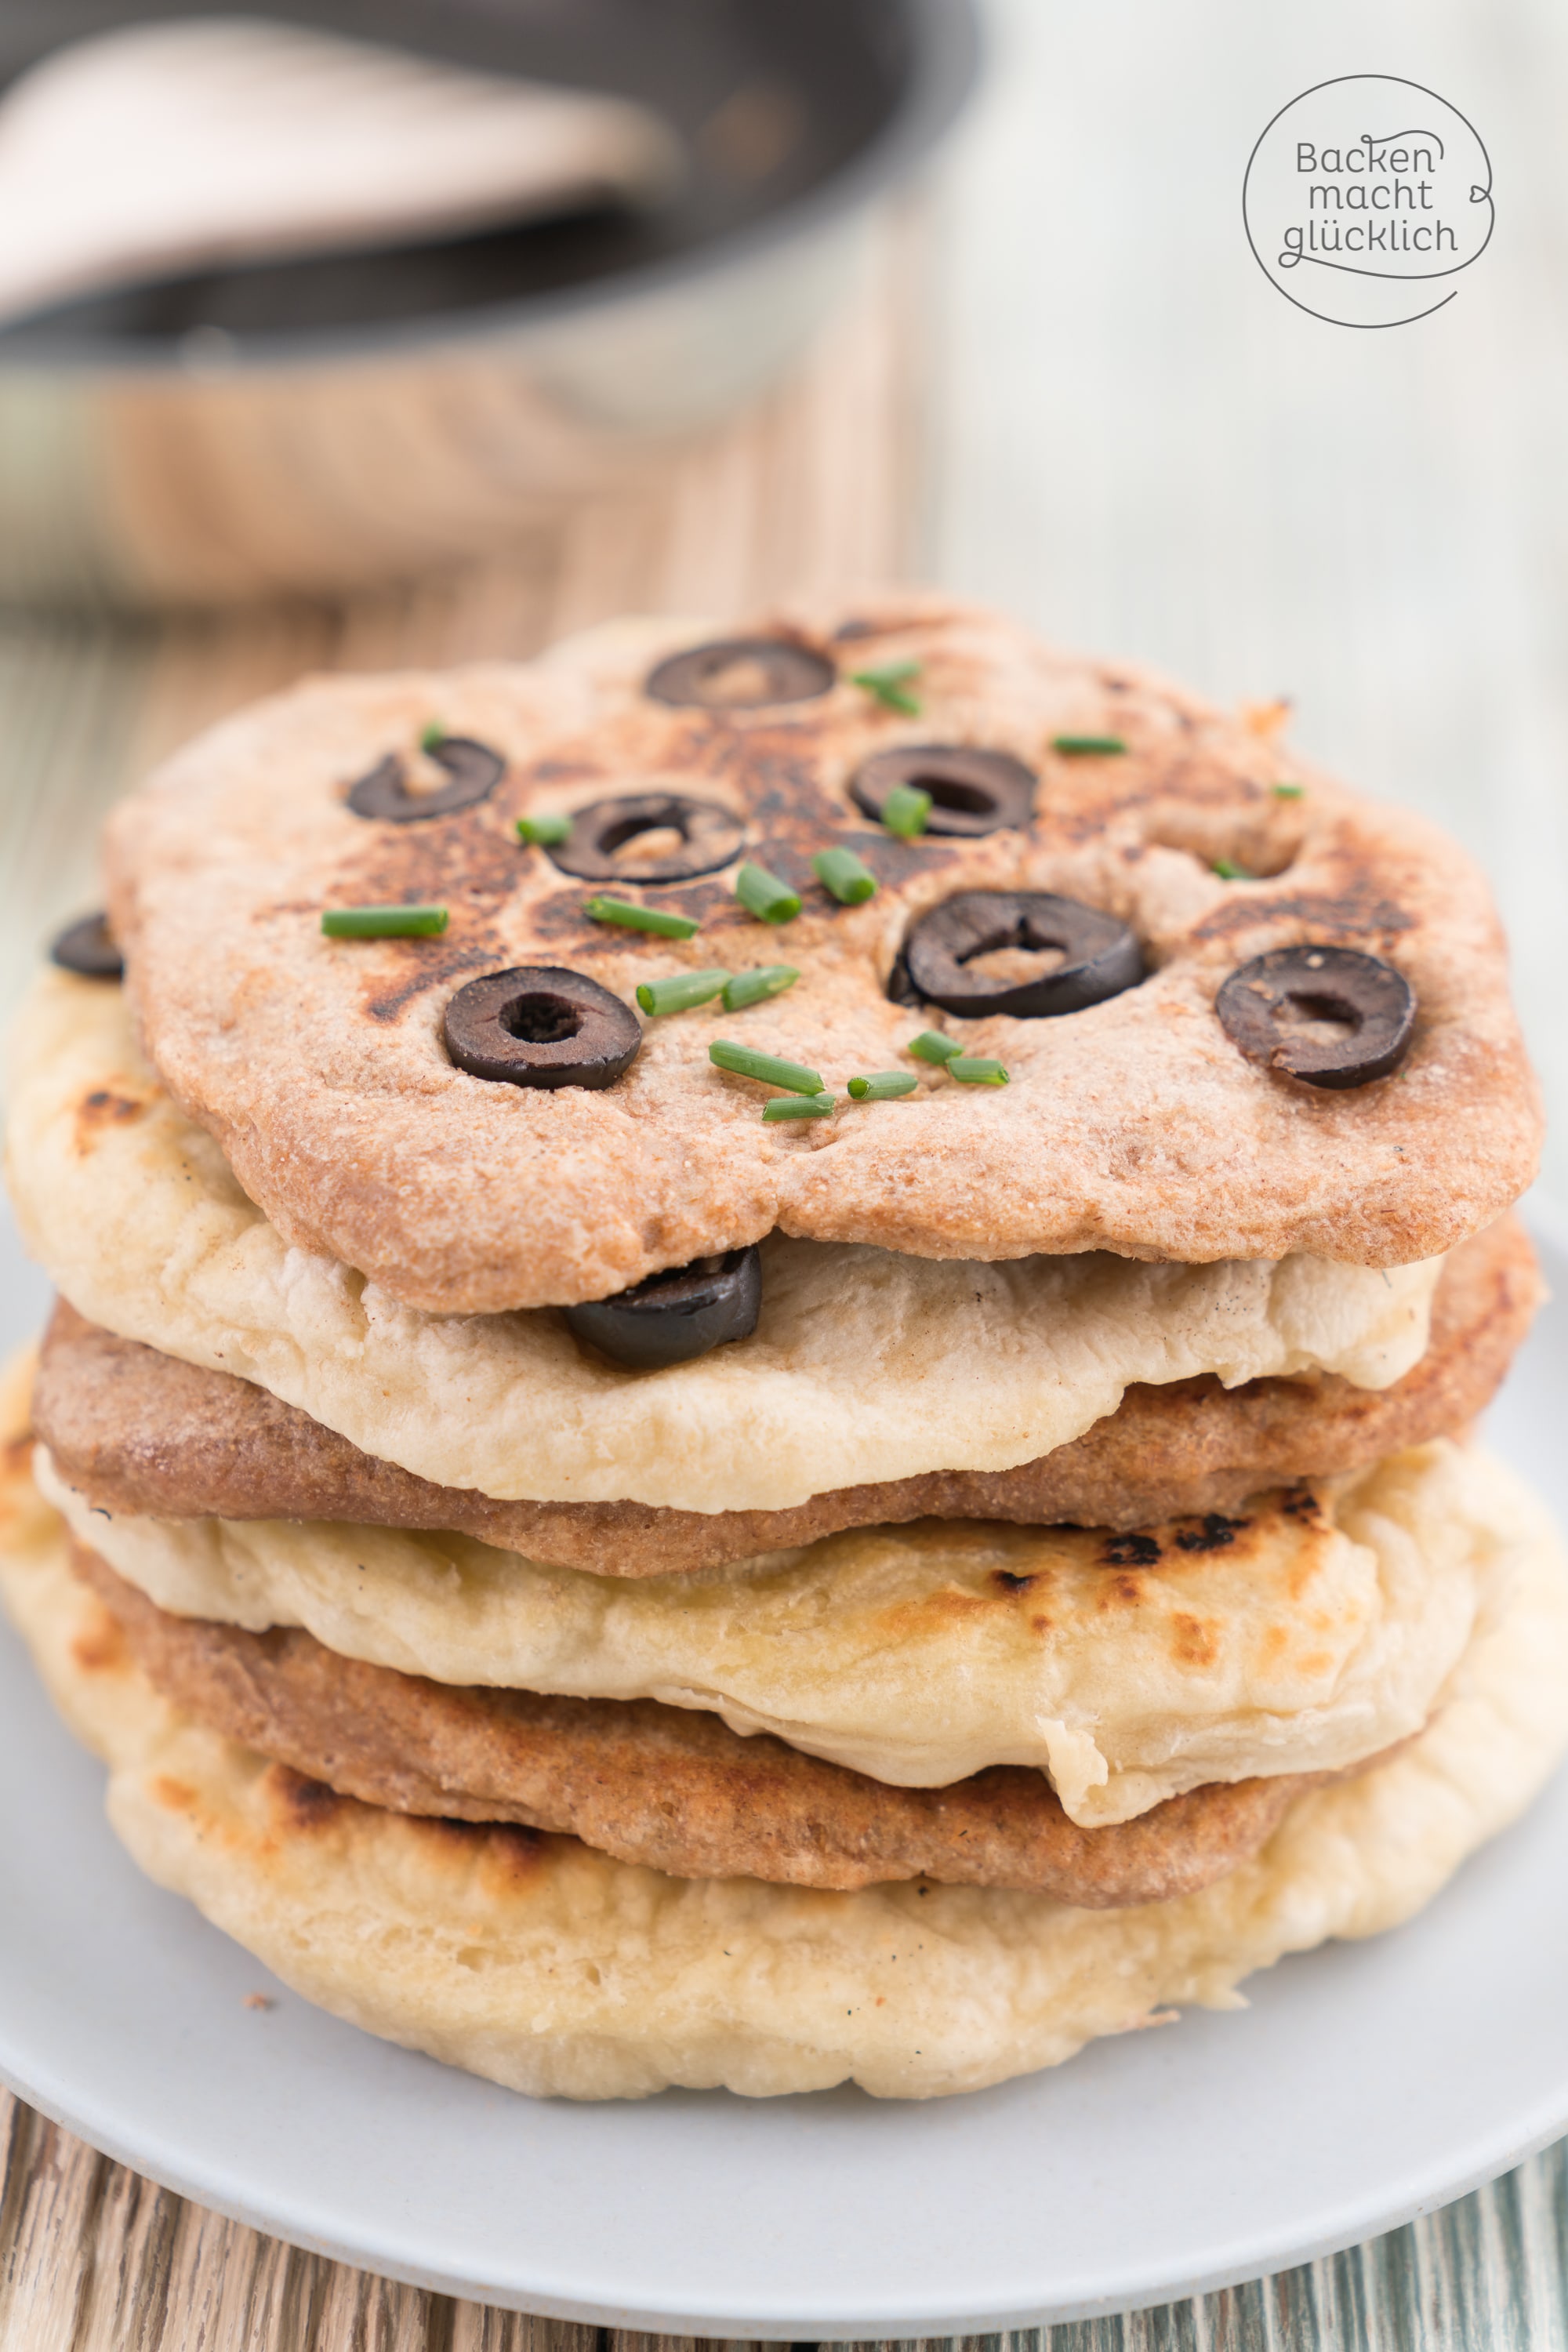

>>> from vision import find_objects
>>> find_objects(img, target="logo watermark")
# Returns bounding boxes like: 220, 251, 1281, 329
1243, 75, 1493, 326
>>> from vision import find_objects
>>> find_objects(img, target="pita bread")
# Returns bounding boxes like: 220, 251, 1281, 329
75, 1544, 1330, 1904
33, 1216, 1537, 1571
6, 976, 1443, 1515
5, 1407, 1563, 2100
98, 598, 1540, 1312
38, 1441, 1512, 1824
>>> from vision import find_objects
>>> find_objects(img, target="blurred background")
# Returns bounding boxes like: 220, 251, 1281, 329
934, 0, 1568, 1200
1, 0, 1566, 1189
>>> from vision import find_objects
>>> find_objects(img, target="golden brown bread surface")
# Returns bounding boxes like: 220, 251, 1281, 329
6, 1378, 1566, 2102
73, 1543, 1327, 1904
35, 1216, 1540, 1573
103, 597, 1541, 1312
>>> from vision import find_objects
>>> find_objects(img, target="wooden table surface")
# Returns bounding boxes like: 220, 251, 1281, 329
3, 56, 1568, 2333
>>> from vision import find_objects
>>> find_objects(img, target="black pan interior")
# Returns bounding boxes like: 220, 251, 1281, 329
0, 0, 951, 354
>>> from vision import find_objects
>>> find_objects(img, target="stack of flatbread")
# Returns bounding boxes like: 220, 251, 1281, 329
3, 593, 1564, 2100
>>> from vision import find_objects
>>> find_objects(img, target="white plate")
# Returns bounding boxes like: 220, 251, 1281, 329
3, 1202, 1568, 2338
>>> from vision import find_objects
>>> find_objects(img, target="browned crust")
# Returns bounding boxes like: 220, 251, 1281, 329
36, 1217, 1541, 1576
74, 1543, 1331, 1904
103, 597, 1543, 1312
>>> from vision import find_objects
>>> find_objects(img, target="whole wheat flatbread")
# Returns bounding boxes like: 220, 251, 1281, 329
5, 976, 1445, 1515
5, 1399, 1564, 2100
33, 1216, 1538, 1571
41, 1442, 1514, 1824
100, 597, 1540, 1312
74, 1544, 1327, 1904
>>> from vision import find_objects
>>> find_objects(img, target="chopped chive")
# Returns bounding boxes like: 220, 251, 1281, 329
735, 861, 801, 924
763, 1092, 835, 1121
812, 847, 878, 904
516, 812, 572, 846
723, 964, 799, 1011
1051, 734, 1127, 756
948, 1056, 1010, 1086
881, 782, 932, 839
851, 659, 923, 716
1272, 781, 1305, 799
848, 1072, 918, 1100
585, 895, 700, 938
1212, 858, 1253, 881
419, 722, 445, 752
321, 904, 448, 938
710, 1039, 824, 1094
909, 1029, 960, 1064
636, 969, 731, 1017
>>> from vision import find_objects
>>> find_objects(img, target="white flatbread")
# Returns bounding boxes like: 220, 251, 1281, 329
6, 975, 1441, 1513
41, 1439, 1516, 1825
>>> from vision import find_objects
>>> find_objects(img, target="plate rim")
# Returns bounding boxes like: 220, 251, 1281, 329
7, 1984, 1568, 2336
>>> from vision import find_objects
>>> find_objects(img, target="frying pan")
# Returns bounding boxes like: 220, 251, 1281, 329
0, 0, 978, 604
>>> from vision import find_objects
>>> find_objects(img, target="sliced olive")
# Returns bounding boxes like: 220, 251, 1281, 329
443, 967, 640, 1090
347, 735, 504, 822
546, 792, 745, 884
565, 1246, 761, 1370
50, 912, 122, 980
902, 891, 1143, 1018
1216, 946, 1414, 1089
850, 745, 1035, 837
644, 637, 835, 710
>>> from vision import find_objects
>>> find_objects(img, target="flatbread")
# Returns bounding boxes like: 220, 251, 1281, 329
33, 1216, 1538, 1572
5, 1402, 1565, 2100
74, 1544, 1329, 1904
100, 597, 1541, 1310
40, 1442, 1511, 1824
6, 977, 1444, 1515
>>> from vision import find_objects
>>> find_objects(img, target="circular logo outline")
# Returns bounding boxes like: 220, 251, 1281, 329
1243, 74, 1494, 328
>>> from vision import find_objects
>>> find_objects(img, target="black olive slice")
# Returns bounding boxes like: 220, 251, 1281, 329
50, 912, 123, 980
644, 637, 835, 710
347, 735, 505, 822
564, 1245, 762, 1371
850, 745, 1036, 837
902, 891, 1143, 1018
443, 967, 641, 1090
546, 793, 745, 884
1215, 946, 1415, 1090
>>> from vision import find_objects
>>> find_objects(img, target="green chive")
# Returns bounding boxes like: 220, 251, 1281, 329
909, 1029, 960, 1064
851, 659, 923, 716
1051, 734, 1127, 756
1272, 782, 1305, 800
948, 1056, 1009, 1086
585, 896, 700, 939
762, 1093, 835, 1121
321, 904, 448, 938
848, 1072, 918, 1100
419, 722, 445, 752
636, 969, 731, 1017
735, 861, 801, 924
812, 847, 878, 904
1212, 858, 1252, 881
723, 965, 799, 1011
516, 812, 572, 846
881, 782, 932, 839
710, 1040, 824, 1094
